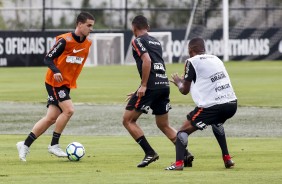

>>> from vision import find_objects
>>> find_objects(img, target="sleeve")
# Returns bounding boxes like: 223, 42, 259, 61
131, 38, 148, 57
43, 38, 66, 73
184, 59, 196, 82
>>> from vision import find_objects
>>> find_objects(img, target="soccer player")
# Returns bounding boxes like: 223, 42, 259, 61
122, 15, 194, 168
166, 37, 237, 170
16, 12, 95, 162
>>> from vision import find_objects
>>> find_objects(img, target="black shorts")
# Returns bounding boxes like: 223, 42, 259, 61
187, 100, 237, 130
125, 88, 171, 115
45, 82, 71, 108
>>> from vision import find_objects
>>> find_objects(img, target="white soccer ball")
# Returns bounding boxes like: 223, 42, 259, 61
66, 142, 85, 161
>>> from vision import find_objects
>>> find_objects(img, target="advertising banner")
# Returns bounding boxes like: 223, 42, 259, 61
0, 28, 281, 67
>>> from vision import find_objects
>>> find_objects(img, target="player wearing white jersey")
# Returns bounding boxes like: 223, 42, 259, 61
188, 54, 237, 108
166, 37, 237, 171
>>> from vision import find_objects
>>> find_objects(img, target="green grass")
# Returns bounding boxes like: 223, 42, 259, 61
1, 135, 281, 184
0, 61, 282, 107
1, 62, 282, 183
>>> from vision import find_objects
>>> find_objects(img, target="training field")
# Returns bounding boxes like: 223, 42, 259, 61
0, 61, 282, 183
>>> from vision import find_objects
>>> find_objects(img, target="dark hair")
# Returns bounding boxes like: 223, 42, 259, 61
188, 37, 206, 53
132, 15, 149, 30
76, 12, 95, 25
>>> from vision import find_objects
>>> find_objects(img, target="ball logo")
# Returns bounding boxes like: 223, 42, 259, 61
58, 90, 66, 99
47, 95, 54, 102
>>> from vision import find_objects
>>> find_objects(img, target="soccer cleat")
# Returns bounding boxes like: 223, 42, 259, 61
184, 149, 194, 167
16, 141, 30, 162
48, 144, 68, 157
137, 153, 159, 167
223, 155, 235, 168
165, 163, 184, 171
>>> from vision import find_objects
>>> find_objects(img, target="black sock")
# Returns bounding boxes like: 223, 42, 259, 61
51, 132, 61, 146
136, 135, 155, 155
24, 132, 37, 147
212, 125, 229, 156
175, 136, 187, 161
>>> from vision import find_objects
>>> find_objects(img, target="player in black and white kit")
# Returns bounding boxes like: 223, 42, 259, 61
122, 15, 194, 168
166, 37, 237, 170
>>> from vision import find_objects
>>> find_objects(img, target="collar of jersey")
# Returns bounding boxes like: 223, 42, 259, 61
71, 32, 86, 43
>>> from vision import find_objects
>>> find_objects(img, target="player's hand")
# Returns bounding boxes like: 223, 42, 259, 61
169, 73, 182, 87
137, 85, 147, 97
54, 73, 63, 83
125, 92, 134, 102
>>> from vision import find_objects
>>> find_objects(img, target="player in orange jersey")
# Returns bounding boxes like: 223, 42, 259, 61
16, 12, 95, 162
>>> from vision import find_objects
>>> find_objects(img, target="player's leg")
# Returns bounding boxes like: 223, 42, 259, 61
31, 105, 61, 138
155, 113, 177, 143
16, 105, 61, 161
155, 114, 194, 168
165, 119, 197, 170
123, 90, 159, 167
48, 99, 74, 157
16, 83, 62, 162
213, 100, 237, 168
47, 85, 72, 157
53, 99, 74, 138
211, 124, 234, 168
122, 109, 144, 139
152, 88, 176, 143
123, 109, 159, 167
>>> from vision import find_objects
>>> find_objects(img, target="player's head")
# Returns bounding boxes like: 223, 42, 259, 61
188, 37, 206, 57
131, 15, 150, 37
76, 12, 95, 37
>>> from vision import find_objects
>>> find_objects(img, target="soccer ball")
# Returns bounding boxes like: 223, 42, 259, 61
66, 142, 85, 161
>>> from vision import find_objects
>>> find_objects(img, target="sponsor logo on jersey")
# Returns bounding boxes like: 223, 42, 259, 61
136, 38, 146, 51
184, 60, 191, 78
156, 73, 168, 79
215, 92, 236, 101
155, 81, 169, 85
73, 48, 85, 53
48, 42, 62, 57
66, 56, 84, 64
215, 83, 230, 92
58, 90, 66, 99
153, 63, 165, 71
210, 72, 226, 83
148, 40, 161, 46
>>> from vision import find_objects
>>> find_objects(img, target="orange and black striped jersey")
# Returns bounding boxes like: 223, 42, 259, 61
45, 32, 92, 89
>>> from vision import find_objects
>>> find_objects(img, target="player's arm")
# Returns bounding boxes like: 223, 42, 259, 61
132, 38, 151, 97
170, 60, 195, 95
44, 38, 66, 83
139, 53, 151, 95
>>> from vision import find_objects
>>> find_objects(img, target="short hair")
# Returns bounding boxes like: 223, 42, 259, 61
76, 12, 95, 25
188, 37, 206, 53
132, 15, 149, 30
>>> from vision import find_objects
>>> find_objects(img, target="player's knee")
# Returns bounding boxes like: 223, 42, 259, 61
177, 131, 188, 146
122, 115, 130, 127
156, 121, 168, 130
63, 108, 74, 117
211, 124, 225, 136
45, 116, 57, 125
122, 115, 136, 128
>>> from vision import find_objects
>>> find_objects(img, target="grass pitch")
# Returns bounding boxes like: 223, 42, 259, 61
1, 135, 282, 184
0, 61, 282, 107
0, 61, 282, 183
